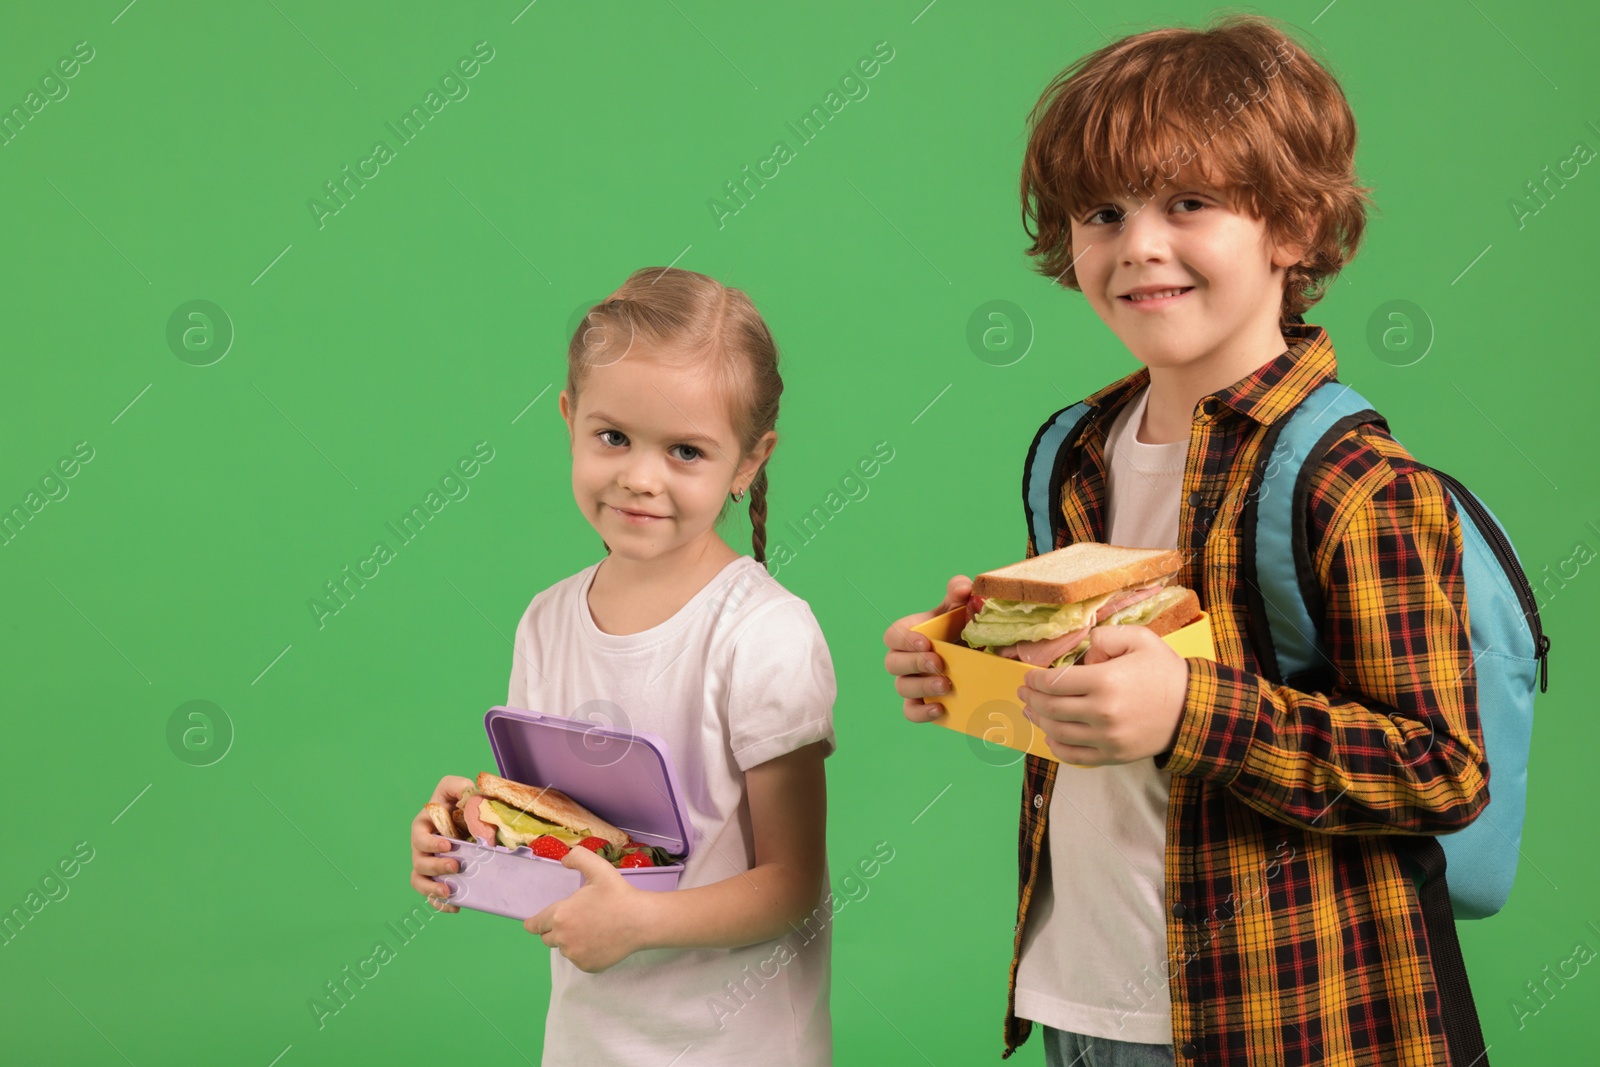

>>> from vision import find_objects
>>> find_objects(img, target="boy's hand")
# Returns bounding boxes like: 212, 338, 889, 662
1019, 625, 1190, 766
524, 846, 652, 973
409, 774, 474, 913
882, 574, 972, 723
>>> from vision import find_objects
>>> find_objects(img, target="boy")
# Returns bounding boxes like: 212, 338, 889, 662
883, 15, 1485, 1067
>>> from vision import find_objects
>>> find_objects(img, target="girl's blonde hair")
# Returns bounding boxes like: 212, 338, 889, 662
565, 267, 782, 564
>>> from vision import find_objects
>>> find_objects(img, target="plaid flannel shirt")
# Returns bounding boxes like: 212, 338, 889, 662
1003, 324, 1487, 1065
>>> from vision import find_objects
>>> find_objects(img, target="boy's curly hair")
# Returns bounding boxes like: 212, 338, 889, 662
1020, 14, 1371, 320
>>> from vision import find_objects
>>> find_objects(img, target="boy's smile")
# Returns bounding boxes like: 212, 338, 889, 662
1069, 179, 1304, 431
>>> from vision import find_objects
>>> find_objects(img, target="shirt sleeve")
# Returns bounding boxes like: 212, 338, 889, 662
1160, 451, 1488, 835
725, 598, 838, 771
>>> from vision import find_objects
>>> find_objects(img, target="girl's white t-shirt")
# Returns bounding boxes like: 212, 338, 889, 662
507, 554, 838, 1066
1013, 384, 1186, 1043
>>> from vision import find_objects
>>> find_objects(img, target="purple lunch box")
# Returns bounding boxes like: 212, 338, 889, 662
436, 706, 690, 920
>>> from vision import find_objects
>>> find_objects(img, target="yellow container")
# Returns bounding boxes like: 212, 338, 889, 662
909, 608, 1216, 764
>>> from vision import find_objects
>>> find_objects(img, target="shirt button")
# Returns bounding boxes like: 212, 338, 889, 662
1033, 794, 1044, 809
1180, 1040, 1199, 1058
1171, 902, 1189, 919
1201, 398, 1220, 415
1188, 491, 1205, 507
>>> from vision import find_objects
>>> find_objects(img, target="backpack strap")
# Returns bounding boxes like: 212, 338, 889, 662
1023, 401, 1093, 557
1244, 379, 1490, 1067
1411, 837, 1493, 1066
1244, 381, 1382, 686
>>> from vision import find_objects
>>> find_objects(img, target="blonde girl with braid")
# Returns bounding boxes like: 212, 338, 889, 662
409, 267, 837, 1066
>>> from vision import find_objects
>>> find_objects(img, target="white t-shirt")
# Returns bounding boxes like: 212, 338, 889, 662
506, 554, 838, 1066
1014, 384, 1186, 1043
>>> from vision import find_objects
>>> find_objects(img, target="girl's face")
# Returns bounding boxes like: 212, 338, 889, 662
559, 351, 773, 569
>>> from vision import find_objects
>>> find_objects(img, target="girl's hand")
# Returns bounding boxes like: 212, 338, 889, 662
882, 574, 973, 723
409, 774, 474, 913
1019, 624, 1190, 766
524, 847, 654, 973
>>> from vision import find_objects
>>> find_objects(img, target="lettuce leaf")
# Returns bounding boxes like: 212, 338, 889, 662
959, 592, 1114, 647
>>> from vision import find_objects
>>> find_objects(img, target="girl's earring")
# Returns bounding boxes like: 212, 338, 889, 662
731, 486, 745, 503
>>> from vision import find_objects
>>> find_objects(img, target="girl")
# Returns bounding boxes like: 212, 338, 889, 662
408, 267, 836, 1065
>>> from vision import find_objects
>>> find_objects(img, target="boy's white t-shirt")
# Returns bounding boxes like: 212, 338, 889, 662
506, 554, 838, 1067
1014, 384, 1187, 1044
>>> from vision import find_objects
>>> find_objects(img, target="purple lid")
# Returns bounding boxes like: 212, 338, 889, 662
483, 706, 690, 855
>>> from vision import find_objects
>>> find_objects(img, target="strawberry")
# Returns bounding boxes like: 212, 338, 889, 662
619, 851, 654, 869
530, 835, 570, 860
577, 836, 609, 853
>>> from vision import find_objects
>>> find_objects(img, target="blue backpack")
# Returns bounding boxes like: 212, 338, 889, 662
1023, 382, 1550, 919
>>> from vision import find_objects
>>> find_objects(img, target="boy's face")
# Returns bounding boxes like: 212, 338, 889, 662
1068, 179, 1302, 378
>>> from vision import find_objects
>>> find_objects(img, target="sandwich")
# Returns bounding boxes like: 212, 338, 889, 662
959, 543, 1201, 668
427, 772, 674, 868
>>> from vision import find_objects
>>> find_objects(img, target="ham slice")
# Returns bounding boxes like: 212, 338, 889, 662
1094, 584, 1164, 623
461, 794, 498, 848
975, 583, 1169, 667
996, 625, 1092, 667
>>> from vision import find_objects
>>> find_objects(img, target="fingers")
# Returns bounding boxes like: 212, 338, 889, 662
893, 670, 951, 704
412, 851, 459, 879
884, 575, 971, 722
411, 814, 457, 856
881, 575, 973, 652
432, 774, 474, 804
883, 612, 933, 652
411, 869, 456, 903
885, 647, 945, 679
1043, 739, 1106, 767
1080, 623, 1155, 664
939, 574, 974, 614
1023, 664, 1092, 698
525, 906, 555, 942
561, 845, 613, 879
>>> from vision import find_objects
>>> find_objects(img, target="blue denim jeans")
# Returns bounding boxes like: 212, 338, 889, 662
1041, 1026, 1175, 1067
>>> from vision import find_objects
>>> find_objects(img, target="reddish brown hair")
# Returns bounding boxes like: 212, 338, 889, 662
566, 267, 782, 563
1020, 14, 1371, 319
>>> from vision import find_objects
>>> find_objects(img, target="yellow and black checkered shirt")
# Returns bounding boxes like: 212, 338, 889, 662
1004, 324, 1487, 1065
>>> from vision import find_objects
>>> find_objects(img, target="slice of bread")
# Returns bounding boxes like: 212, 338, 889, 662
476, 772, 629, 847
1142, 587, 1201, 637
972, 543, 1183, 604
425, 801, 463, 840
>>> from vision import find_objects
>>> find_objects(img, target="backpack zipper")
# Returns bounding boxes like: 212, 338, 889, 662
1427, 466, 1550, 692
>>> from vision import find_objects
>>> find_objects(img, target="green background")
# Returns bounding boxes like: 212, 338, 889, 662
3, 0, 1596, 1062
